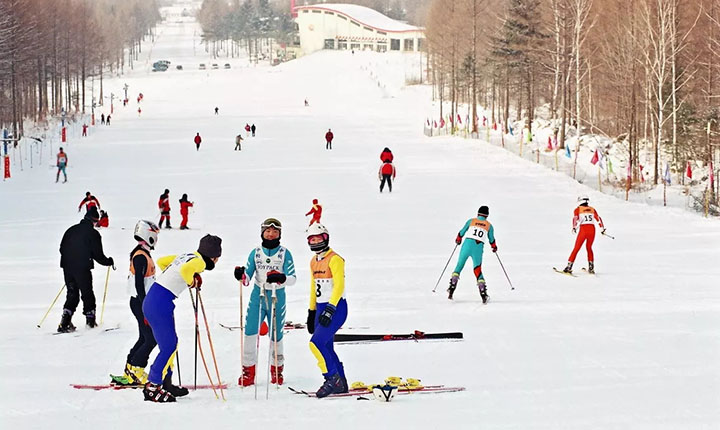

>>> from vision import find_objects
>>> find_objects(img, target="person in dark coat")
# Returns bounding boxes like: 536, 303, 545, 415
58, 206, 115, 332
325, 129, 334, 150
251, 124, 256, 137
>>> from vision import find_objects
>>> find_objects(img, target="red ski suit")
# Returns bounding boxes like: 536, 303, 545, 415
180, 201, 193, 228
305, 204, 323, 225
568, 205, 604, 263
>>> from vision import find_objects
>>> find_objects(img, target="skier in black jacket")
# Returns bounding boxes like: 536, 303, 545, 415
58, 206, 114, 332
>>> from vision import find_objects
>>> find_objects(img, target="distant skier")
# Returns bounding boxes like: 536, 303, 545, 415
106, 115, 111, 125
325, 129, 334, 150
78, 191, 100, 212
245, 123, 251, 137
111, 220, 160, 387
378, 160, 396, 193
96, 210, 109, 228
562, 196, 605, 274
57, 206, 115, 332
380, 147, 393, 163
305, 199, 323, 226
251, 124, 256, 137
305, 223, 349, 398
179, 194, 193, 230
101, 113, 105, 125
234, 218, 297, 387
138, 107, 142, 116
142, 234, 222, 402
158, 189, 171, 229
448, 206, 497, 303
82, 124, 88, 137
214, 107, 219, 115
56, 147, 68, 183
304, 99, 309, 107
194, 133, 202, 151
235, 134, 243, 151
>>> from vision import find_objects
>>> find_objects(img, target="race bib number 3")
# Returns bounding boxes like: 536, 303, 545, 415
314, 278, 333, 301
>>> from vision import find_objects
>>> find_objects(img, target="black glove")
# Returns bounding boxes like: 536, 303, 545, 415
266, 271, 287, 284
107, 257, 115, 267
234, 266, 245, 281
318, 304, 336, 327
306, 309, 316, 334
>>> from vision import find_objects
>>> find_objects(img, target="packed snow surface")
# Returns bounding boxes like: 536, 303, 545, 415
1, 4, 718, 430
296, 3, 422, 32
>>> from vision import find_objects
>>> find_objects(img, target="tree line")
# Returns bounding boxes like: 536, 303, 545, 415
425, 0, 719, 189
0, 0, 161, 138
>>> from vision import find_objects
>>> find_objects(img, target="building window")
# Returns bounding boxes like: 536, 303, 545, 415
390, 39, 400, 51
404, 39, 414, 51
417, 38, 425, 51
377, 31, 386, 35
312, 10, 321, 13
338, 15, 347, 20
338, 40, 348, 50
324, 11, 334, 15
351, 21, 360, 27
364, 27, 373, 32
324, 39, 335, 49
363, 44, 373, 51
302, 10, 308, 13
377, 43, 387, 52
351, 43, 361, 50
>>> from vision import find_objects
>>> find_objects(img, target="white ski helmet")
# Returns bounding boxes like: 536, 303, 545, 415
306, 223, 330, 252
578, 195, 590, 204
372, 384, 397, 402
134, 220, 160, 249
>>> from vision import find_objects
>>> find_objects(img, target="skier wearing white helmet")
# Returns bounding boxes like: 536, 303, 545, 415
111, 220, 160, 387
234, 218, 297, 387
305, 223, 349, 398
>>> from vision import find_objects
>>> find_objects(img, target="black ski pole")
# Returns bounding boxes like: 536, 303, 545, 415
433, 244, 458, 293
602, 231, 615, 240
495, 252, 514, 290
176, 349, 182, 386
194, 288, 199, 390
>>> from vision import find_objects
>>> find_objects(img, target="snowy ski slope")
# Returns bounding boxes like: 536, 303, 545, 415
1, 4, 719, 430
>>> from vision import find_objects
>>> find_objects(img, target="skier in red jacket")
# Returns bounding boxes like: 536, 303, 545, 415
179, 194, 194, 230
378, 160, 396, 193
158, 189, 171, 229
194, 133, 202, 151
305, 199, 323, 226
78, 192, 100, 212
325, 129, 334, 150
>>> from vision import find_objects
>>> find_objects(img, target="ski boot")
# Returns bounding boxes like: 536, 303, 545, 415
588, 261, 595, 274
316, 372, 345, 398
110, 363, 147, 386
270, 365, 284, 385
478, 280, 489, 304
143, 382, 176, 403
57, 309, 76, 333
163, 373, 188, 397
563, 262, 573, 274
239, 365, 255, 386
447, 273, 459, 300
85, 310, 97, 328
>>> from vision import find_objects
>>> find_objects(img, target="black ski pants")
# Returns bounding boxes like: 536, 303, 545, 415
127, 296, 157, 368
62, 269, 95, 315
380, 174, 393, 192
326, 140, 332, 150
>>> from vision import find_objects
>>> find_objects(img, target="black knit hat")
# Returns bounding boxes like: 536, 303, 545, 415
85, 205, 100, 222
198, 234, 222, 259
478, 206, 489, 217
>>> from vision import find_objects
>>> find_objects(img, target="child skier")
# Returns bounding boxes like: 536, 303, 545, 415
111, 220, 160, 387
305, 199, 323, 226
158, 189, 171, 229
179, 194, 193, 230
562, 196, 605, 274
378, 160, 396, 193
448, 206, 497, 303
96, 210, 109, 228
142, 234, 223, 403
305, 223, 349, 398
234, 218, 297, 386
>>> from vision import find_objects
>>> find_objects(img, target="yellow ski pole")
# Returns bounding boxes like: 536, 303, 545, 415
99, 265, 113, 326
37, 284, 65, 328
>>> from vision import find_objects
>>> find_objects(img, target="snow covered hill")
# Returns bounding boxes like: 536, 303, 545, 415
1, 5, 719, 430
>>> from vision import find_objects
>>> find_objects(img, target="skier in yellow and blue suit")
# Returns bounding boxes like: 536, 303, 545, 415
305, 223, 349, 398
448, 206, 497, 303
141, 234, 222, 403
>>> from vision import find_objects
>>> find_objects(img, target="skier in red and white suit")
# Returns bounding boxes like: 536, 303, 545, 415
563, 196, 605, 274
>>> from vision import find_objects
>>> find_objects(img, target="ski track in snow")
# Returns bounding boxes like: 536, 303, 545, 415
1, 3, 719, 430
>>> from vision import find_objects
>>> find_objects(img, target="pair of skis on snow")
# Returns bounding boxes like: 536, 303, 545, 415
288, 377, 465, 398
552, 267, 597, 277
